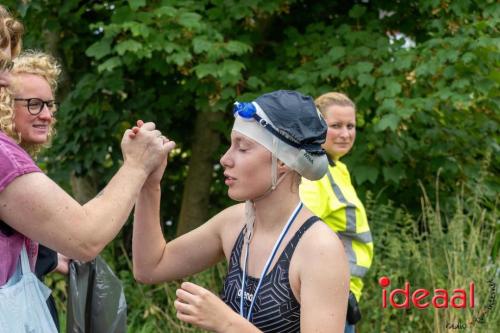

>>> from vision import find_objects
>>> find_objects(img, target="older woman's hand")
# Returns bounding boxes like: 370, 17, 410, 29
121, 121, 173, 177
128, 120, 175, 187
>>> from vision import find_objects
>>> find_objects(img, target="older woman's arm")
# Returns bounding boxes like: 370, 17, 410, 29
0, 123, 172, 261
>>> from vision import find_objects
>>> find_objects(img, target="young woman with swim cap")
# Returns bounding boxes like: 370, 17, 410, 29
133, 90, 349, 332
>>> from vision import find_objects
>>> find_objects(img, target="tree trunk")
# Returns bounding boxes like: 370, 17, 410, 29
42, 30, 71, 100
70, 172, 98, 204
176, 110, 223, 236
45, 29, 96, 204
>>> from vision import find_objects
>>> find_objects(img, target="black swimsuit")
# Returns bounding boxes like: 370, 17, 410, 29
221, 216, 319, 333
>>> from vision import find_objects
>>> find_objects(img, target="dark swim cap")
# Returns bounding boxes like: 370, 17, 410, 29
233, 90, 328, 180
255, 90, 327, 155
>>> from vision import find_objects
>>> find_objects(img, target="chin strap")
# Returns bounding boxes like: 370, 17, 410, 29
243, 200, 255, 250
252, 137, 290, 203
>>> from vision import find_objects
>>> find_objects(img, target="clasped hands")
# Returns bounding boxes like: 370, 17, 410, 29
122, 120, 176, 183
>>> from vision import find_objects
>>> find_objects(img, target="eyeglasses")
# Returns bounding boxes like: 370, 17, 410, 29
14, 98, 59, 116
0, 58, 14, 72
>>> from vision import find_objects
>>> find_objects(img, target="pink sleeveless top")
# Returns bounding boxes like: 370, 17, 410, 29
0, 131, 40, 285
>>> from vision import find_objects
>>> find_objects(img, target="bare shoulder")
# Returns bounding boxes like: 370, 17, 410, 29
293, 219, 348, 278
0, 172, 72, 219
0, 172, 81, 243
206, 203, 244, 231
299, 219, 345, 255
295, 219, 350, 332
211, 202, 245, 222
1, 169, 52, 195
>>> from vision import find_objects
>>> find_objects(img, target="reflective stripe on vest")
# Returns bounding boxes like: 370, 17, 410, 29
326, 170, 371, 278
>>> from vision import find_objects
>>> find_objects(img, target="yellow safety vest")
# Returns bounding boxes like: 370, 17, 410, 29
299, 160, 373, 301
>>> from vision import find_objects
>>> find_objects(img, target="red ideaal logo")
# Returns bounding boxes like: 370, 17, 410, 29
379, 276, 475, 309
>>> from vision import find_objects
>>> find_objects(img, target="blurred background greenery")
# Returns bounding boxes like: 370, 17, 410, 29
4, 0, 498, 332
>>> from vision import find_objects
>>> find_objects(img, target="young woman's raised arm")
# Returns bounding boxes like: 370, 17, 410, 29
132, 153, 240, 283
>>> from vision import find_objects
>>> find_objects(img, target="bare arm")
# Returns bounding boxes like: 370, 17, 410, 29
298, 223, 350, 332
132, 176, 240, 283
0, 124, 171, 261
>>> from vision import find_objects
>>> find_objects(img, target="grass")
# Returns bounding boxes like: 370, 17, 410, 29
358, 181, 498, 333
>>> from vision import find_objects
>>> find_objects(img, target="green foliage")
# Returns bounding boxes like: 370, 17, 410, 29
6, 0, 498, 216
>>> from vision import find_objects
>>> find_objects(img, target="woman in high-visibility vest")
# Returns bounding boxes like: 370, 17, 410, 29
300, 92, 373, 333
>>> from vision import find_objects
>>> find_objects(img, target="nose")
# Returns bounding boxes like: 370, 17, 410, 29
38, 104, 54, 120
220, 147, 233, 169
339, 126, 350, 138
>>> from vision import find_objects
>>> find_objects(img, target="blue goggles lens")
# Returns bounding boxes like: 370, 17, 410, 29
233, 102, 256, 119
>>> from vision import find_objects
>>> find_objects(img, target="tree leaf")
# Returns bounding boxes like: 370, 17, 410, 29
384, 81, 402, 97
86, 39, 112, 60
218, 60, 245, 81
178, 12, 202, 29
382, 165, 406, 184
247, 76, 264, 89
225, 40, 252, 55
327, 46, 346, 62
193, 63, 218, 79
97, 57, 122, 72
355, 61, 374, 74
349, 4, 366, 19
353, 165, 379, 184
376, 114, 401, 131
192, 37, 213, 54
129, 0, 146, 11
358, 73, 375, 87
115, 39, 143, 55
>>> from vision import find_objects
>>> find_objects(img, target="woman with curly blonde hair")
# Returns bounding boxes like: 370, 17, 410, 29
0, 51, 61, 157
0, 50, 64, 330
0, 6, 173, 331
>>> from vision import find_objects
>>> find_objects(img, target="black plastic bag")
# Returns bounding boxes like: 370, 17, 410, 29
346, 291, 362, 325
67, 256, 127, 333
